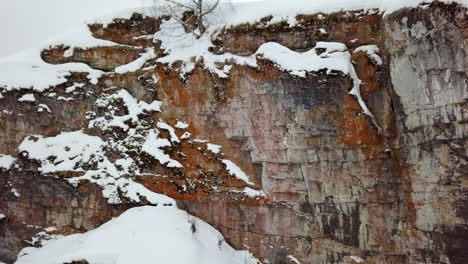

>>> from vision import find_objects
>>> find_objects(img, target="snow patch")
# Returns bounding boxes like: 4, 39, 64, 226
243, 187, 266, 198
0, 52, 103, 92
256, 42, 349, 77
115, 48, 156, 74
142, 129, 183, 168
222, 160, 254, 185
154, 18, 256, 78
37, 104, 51, 113
181, 132, 192, 139
18, 94, 36, 102
65, 83, 85, 93
63, 48, 74, 58
0, 23, 112, 92
354, 45, 383, 65
18, 131, 104, 173
89, 89, 162, 131
349, 255, 364, 263
18, 130, 175, 205
287, 255, 302, 264
157, 121, 180, 143
175, 121, 189, 129
207, 143, 222, 154
26, 228, 64, 247
15, 206, 260, 264
0, 154, 16, 170
11, 188, 20, 197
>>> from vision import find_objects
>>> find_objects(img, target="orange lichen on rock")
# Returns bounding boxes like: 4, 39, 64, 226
156, 67, 214, 108
338, 95, 384, 158
244, 62, 281, 82
41, 45, 143, 72
352, 52, 381, 93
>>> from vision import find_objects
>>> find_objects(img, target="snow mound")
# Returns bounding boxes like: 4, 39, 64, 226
0, 154, 16, 170
256, 42, 350, 78
15, 206, 259, 264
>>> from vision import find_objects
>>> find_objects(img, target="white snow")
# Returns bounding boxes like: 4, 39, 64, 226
89, 89, 162, 131
222, 159, 254, 185
26, 229, 64, 247
18, 94, 36, 102
37, 104, 52, 113
287, 255, 302, 264
154, 18, 257, 78
18, 130, 175, 205
15, 206, 259, 264
11, 188, 20, 197
3, 0, 467, 92
256, 42, 349, 78
0, 0, 155, 58
175, 121, 189, 129
142, 129, 183, 168
193, 139, 209, 143
63, 47, 74, 58
115, 48, 156, 74
349, 255, 364, 263
348, 63, 382, 132
44, 23, 120, 53
243, 187, 266, 198
207, 143, 222, 154
65, 83, 85, 93
211, 0, 468, 26
18, 131, 104, 173
181, 132, 192, 139
0, 154, 16, 170
0, 50, 103, 92
354, 45, 383, 65
86, 0, 468, 29
0, 22, 116, 92
157, 121, 180, 143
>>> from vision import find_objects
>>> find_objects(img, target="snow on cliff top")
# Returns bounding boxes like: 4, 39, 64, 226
91, 0, 468, 26
15, 206, 259, 264
0, 0, 467, 92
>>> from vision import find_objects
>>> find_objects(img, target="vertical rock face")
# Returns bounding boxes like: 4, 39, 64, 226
384, 3, 468, 264
0, 3, 467, 264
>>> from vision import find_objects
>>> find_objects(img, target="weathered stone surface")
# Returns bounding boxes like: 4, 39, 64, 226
384, 3, 468, 264
41, 45, 144, 72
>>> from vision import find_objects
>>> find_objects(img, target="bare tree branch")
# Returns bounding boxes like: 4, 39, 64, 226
153, 0, 220, 38
201, 0, 219, 16
164, 0, 193, 10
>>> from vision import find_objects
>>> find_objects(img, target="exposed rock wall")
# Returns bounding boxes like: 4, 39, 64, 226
0, 2, 467, 264
384, 3, 468, 263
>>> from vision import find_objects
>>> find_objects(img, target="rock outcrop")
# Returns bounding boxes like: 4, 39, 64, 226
0, 2, 467, 264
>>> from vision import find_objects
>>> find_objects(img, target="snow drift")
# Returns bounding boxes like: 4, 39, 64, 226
15, 206, 259, 264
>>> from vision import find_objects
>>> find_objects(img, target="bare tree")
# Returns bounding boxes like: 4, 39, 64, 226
153, 0, 220, 38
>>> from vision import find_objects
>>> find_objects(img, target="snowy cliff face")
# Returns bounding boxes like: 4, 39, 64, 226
0, 1, 467, 264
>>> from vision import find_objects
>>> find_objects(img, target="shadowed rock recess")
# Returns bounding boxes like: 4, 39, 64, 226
0, 2, 467, 264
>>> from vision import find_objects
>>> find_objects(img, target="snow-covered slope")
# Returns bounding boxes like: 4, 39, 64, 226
15, 206, 259, 264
